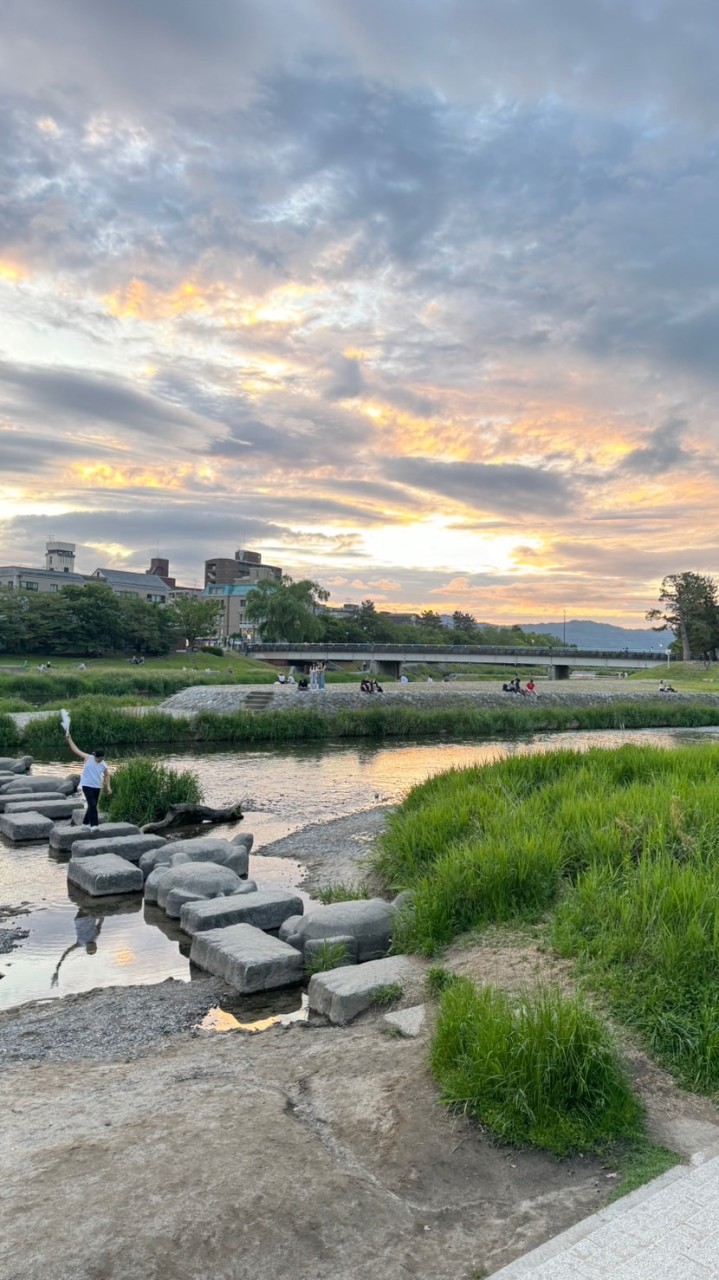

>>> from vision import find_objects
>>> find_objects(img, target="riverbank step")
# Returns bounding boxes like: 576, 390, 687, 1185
67, 853, 144, 896
5, 797, 84, 820
0, 811, 54, 842
180, 888, 303, 935
0, 791, 65, 812
70, 833, 168, 863
190, 923, 304, 991
243, 689, 275, 713
49, 822, 141, 852
308, 956, 418, 1025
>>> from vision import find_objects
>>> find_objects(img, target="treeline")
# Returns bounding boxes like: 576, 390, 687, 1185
320, 602, 565, 648
0, 583, 179, 656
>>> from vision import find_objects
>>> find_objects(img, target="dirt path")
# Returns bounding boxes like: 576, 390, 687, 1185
1, 977, 615, 1280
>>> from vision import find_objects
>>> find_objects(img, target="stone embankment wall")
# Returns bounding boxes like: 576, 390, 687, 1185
159, 682, 719, 718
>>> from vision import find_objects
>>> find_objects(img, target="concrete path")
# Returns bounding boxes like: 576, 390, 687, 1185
490, 1146, 719, 1279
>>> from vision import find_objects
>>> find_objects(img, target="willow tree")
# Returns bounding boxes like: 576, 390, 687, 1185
245, 576, 329, 641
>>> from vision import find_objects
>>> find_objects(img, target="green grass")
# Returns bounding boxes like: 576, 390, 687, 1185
425, 965, 458, 996
1, 696, 718, 756
106, 757, 202, 825
315, 881, 370, 904
370, 982, 404, 1009
430, 979, 643, 1156
373, 742, 719, 1091
304, 940, 355, 975
608, 1138, 680, 1201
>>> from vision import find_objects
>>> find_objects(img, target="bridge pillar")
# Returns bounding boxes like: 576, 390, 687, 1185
371, 659, 402, 680
548, 664, 571, 681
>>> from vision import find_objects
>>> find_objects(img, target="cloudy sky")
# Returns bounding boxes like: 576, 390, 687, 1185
1, 0, 717, 625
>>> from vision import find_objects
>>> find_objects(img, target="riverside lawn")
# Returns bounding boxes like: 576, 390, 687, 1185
374, 743, 719, 1093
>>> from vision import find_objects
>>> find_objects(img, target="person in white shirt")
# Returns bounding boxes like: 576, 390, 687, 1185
65, 733, 112, 830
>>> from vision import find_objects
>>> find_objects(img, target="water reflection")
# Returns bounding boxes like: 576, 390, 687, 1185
50, 910, 103, 987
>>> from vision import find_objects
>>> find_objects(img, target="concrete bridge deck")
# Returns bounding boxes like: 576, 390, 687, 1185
249, 642, 666, 680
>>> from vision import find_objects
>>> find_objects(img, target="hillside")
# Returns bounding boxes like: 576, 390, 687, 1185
525, 620, 663, 651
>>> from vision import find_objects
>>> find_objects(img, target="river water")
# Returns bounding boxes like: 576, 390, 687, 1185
2, 725, 718, 1011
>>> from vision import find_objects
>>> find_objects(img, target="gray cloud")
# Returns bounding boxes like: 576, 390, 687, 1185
387, 458, 576, 518
619, 418, 695, 477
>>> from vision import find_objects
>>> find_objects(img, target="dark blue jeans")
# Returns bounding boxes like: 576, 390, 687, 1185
82, 786, 101, 827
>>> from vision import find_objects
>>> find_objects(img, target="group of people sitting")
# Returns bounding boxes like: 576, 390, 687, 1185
502, 676, 538, 696
360, 677, 384, 694
659, 679, 677, 693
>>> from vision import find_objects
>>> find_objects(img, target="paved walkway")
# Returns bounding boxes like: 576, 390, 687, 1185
490, 1148, 719, 1278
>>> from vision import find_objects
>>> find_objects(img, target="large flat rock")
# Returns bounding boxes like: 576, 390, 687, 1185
49, 822, 141, 852
190, 923, 304, 991
5, 797, 83, 820
283, 898, 396, 962
67, 853, 144, 896
71, 808, 109, 825
0, 811, 54, 842
156, 862, 245, 917
70, 833, 167, 863
0, 791, 65, 812
180, 888, 301, 936
308, 957, 418, 1025
140, 837, 249, 878
0, 774, 77, 794
0, 756, 33, 773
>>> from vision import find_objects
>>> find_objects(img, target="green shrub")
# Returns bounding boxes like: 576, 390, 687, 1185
201, 645, 224, 657
430, 979, 643, 1156
425, 965, 457, 996
106, 757, 202, 825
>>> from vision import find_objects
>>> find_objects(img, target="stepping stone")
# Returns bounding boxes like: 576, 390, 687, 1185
303, 935, 358, 966
49, 822, 141, 852
190, 924, 304, 992
0, 774, 76, 794
156, 863, 245, 918
0, 791, 65, 812
282, 898, 396, 962
4, 798, 83, 820
0, 756, 33, 773
67, 853, 143, 896
70, 833, 167, 863
71, 809, 108, 825
140, 838, 249, 878
0, 811, 54, 842
180, 888, 301, 936
308, 956, 417, 1025
383, 1004, 426, 1038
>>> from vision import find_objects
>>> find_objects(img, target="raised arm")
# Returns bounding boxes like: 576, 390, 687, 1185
65, 733, 88, 761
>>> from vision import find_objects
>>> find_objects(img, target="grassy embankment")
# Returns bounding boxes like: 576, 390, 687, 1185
374, 743, 719, 1094
0, 651, 363, 712
1, 695, 719, 756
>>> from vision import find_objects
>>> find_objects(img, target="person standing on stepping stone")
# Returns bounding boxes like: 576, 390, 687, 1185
65, 733, 112, 830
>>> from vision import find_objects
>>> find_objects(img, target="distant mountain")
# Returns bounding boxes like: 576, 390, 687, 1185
525, 620, 663, 652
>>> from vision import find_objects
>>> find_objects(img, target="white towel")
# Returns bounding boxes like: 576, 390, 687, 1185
60, 708, 71, 734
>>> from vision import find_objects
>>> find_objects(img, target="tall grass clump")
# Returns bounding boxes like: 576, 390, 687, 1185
430, 979, 643, 1156
553, 851, 719, 1091
0, 714, 22, 754
107, 757, 202, 825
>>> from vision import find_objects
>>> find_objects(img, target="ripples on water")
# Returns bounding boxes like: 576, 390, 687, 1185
2, 726, 718, 1010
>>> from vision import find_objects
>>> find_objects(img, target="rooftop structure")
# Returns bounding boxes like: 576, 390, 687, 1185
90, 568, 170, 603
205, 548, 282, 588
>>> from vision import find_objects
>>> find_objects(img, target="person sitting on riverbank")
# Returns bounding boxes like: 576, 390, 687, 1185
360, 677, 372, 693
659, 680, 677, 693
297, 677, 309, 690
525, 679, 538, 696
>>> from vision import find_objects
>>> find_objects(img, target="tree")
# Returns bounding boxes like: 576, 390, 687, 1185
647, 572, 719, 661
167, 595, 223, 649
452, 611, 477, 636
118, 594, 175, 655
245, 576, 329, 641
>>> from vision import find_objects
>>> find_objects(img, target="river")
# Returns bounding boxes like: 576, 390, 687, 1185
2, 725, 718, 1010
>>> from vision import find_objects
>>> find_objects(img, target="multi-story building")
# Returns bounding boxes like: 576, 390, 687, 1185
202, 550, 283, 640
0, 541, 87, 593
204, 549, 282, 588
89, 567, 171, 603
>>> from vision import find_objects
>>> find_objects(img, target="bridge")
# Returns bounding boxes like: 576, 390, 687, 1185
248, 642, 667, 681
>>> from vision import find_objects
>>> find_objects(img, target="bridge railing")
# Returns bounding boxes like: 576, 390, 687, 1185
249, 642, 663, 661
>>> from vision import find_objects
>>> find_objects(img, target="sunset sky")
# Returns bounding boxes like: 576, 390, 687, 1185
1, 1, 718, 626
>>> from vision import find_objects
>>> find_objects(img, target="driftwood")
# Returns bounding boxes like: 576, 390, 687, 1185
142, 801, 244, 834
